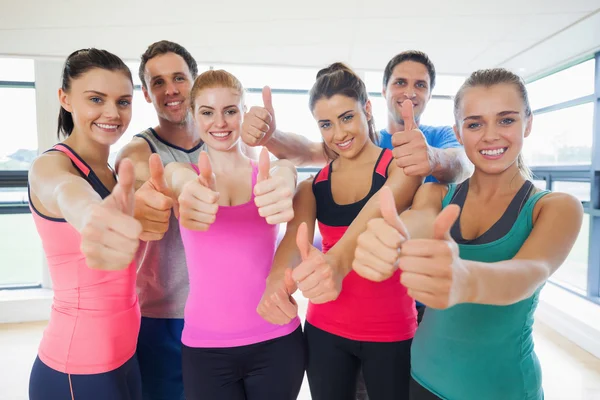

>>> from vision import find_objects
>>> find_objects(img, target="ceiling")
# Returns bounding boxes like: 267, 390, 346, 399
1, 0, 599, 79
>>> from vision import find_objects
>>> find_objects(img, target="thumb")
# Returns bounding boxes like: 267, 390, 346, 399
284, 268, 297, 294
148, 153, 169, 193
296, 222, 312, 261
257, 147, 271, 182
401, 99, 416, 131
379, 186, 409, 239
433, 204, 460, 241
111, 158, 136, 214
262, 86, 274, 114
197, 151, 216, 190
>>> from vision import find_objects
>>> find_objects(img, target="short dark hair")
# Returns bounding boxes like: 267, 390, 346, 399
139, 41, 198, 89
58, 49, 132, 138
382, 50, 436, 90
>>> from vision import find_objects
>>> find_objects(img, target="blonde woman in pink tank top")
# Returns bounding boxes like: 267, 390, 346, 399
158, 70, 304, 400
28, 49, 144, 400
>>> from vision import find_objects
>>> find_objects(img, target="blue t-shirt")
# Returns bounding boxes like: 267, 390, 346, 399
379, 125, 461, 183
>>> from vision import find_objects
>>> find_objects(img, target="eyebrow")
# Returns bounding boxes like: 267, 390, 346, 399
394, 77, 428, 85
317, 109, 353, 124
198, 105, 238, 110
463, 110, 519, 122
151, 72, 186, 82
84, 90, 132, 98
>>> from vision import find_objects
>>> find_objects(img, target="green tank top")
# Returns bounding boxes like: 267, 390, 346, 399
411, 183, 549, 400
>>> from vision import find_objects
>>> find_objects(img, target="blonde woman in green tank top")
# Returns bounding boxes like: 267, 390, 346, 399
352, 68, 583, 400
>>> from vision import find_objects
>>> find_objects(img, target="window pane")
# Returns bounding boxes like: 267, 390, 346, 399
109, 90, 159, 166
553, 181, 590, 203
523, 102, 594, 166
527, 59, 595, 111
0, 88, 38, 170
216, 64, 318, 90
0, 57, 35, 82
550, 214, 589, 293
0, 211, 43, 287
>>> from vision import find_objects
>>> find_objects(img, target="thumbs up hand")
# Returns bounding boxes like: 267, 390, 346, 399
254, 147, 294, 225
291, 223, 343, 304
391, 100, 436, 177
80, 159, 143, 271
134, 154, 175, 241
242, 86, 276, 146
352, 186, 409, 282
257, 268, 299, 325
398, 204, 471, 309
178, 152, 220, 231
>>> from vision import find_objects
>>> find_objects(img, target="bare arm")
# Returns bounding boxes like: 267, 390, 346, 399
265, 129, 328, 167
29, 153, 103, 232
268, 178, 317, 282
431, 147, 472, 184
115, 137, 153, 190
327, 162, 422, 276
464, 192, 583, 305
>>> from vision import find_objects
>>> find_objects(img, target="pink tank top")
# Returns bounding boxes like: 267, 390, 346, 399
180, 162, 300, 348
30, 144, 141, 374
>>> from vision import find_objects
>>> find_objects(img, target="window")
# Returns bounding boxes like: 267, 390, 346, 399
523, 102, 594, 166
551, 214, 590, 293
527, 59, 595, 111
526, 55, 599, 301
0, 59, 37, 172
0, 57, 41, 287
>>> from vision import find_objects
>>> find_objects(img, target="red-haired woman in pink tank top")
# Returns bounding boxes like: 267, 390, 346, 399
28, 49, 144, 400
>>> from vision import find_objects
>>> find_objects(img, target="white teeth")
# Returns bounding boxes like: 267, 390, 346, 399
211, 132, 230, 138
480, 148, 506, 156
338, 139, 352, 148
166, 101, 182, 106
96, 123, 118, 129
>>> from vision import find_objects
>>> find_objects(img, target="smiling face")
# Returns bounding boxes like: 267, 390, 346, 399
454, 83, 532, 176
58, 67, 133, 145
142, 52, 194, 125
312, 94, 373, 160
383, 61, 432, 127
193, 86, 244, 152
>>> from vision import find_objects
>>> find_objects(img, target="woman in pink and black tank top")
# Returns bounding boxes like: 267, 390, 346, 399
28, 49, 143, 400
270, 63, 423, 400
162, 70, 303, 400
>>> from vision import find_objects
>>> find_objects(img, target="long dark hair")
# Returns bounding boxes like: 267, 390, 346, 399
57, 49, 132, 138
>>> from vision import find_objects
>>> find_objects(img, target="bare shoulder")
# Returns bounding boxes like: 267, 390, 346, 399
29, 150, 77, 180
115, 136, 153, 167
533, 191, 583, 223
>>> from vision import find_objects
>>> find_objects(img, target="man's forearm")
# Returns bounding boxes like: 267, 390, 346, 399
432, 147, 472, 184
265, 129, 327, 167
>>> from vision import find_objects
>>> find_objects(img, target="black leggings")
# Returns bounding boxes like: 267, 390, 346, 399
305, 322, 412, 400
29, 355, 141, 400
182, 326, 305, 400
